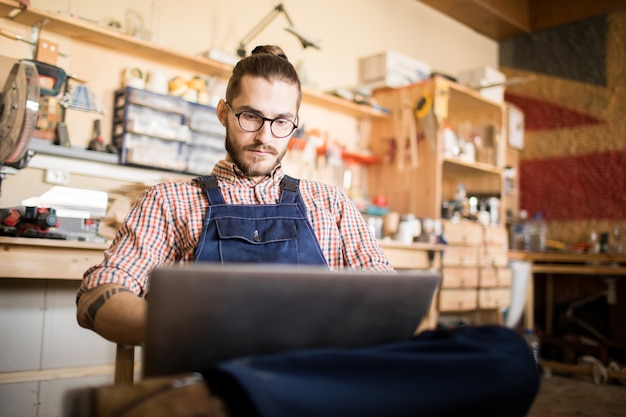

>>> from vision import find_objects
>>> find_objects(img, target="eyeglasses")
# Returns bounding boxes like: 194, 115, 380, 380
225, 101, 298, 138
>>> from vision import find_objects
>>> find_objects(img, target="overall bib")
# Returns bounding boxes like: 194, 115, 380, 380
194, 175, 327, 267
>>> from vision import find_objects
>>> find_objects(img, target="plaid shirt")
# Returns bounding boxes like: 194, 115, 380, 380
79, 161, 393, 297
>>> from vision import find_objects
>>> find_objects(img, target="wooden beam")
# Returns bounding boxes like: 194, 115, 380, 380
418, 0, 626, 40
529, 0, 626, 31
472, 0, 531, 31
418, 0, 531, 40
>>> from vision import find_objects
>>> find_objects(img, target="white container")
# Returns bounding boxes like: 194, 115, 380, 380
488, 197, 500, 225
510, 210, 528, 250
442, 125, 459, 158
505, 260, 531, 328
525, 212, 547, 252
395, 214, 417, 244
457, 66, 506, 103
358, 51, 430, 89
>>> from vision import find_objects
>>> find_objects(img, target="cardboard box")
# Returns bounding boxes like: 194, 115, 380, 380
457, 66, 506, 103
358, 51, 430, 89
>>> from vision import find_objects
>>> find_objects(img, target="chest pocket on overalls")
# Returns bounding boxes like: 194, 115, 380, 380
215, 217, 297, 244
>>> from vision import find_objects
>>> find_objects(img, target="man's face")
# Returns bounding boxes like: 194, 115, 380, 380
217, 75, 299, 181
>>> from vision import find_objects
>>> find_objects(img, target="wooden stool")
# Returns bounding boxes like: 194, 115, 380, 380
114, 344, 135, 385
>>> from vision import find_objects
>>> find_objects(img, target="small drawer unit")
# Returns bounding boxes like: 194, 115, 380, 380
442, 219, 483, 245
441, 266, 479, 288
481, 244, 509, 268
113, 87, 225, 173
381, 246, 431, 270
122, 133, 189, 172
478, 288, 511, 309
186, 103, 225, 175
480, 266, 512, 287
484, 225, 508, 247
439, 288, 478, 311
442, 245, 480, 267
437, 219, 511, 323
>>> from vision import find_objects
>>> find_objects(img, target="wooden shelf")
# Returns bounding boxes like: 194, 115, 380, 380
0, 0, 388, 119
368, 76, 507, 220
445, 78, 504, 112
443, 157, 503, 176
302, 86, 388, 118
0, 1, 231, 76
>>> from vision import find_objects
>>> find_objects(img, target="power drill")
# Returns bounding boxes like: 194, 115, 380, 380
0, 206, 59, 237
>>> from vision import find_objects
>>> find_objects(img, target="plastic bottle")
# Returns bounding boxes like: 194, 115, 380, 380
442, 125, 459, 158
613, 225, 623, 254
523, 328, 541, 366
511, 210, 528, 250
526, 212, 547, 252
589, 230, 600, 254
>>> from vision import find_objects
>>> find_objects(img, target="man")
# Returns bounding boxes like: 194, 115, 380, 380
76, 45, 392, 346
72, 46, 539, 417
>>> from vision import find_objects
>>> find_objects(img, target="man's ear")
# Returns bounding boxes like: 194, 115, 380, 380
216, 99, 228, 127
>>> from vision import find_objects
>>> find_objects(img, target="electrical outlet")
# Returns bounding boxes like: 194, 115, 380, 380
45, 169, 70, 185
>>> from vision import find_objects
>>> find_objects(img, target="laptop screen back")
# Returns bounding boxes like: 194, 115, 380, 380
142, 263, 440, 378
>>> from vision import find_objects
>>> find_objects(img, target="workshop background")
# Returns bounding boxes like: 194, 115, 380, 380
0, 2, 501, 415
500, 9, 626, 354
501, 10, 626, 246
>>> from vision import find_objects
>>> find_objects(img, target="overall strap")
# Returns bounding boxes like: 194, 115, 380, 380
279, 175, 300, 204
195, 176, 225, 205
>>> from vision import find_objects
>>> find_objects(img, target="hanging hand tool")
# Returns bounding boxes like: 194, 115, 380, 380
393, 104, 406, 171
393, 98, 419, 171
406, 101, 419, 169
0, 27, 69, 58
87, 119, 106, 151
414, 91, 437, 150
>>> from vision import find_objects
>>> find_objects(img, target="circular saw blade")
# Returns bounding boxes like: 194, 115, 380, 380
0, 60, 40, 166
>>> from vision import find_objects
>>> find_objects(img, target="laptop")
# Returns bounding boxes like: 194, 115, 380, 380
142, 263, 440, 378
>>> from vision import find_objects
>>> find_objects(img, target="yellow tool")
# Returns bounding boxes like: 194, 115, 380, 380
414, 91, 432, 120
414, 91, 437, 150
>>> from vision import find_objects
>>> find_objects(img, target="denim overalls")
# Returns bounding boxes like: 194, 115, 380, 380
194, 175, 328, 267
193, 178, 539, 417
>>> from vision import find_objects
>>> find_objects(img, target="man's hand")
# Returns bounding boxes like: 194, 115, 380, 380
77, 283, 147, 346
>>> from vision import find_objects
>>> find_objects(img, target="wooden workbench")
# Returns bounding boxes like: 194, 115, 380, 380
0, 236, 442, 279
508, 250, 626, 382
0, 236, 112, 386
0, 236, 108, 280
0, 236, 441, 386
508, 250, 626, 330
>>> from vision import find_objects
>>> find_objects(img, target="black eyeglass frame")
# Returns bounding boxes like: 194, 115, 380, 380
224, 101, 298, 138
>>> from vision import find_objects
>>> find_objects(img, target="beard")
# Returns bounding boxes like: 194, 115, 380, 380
224, 128, 288, 178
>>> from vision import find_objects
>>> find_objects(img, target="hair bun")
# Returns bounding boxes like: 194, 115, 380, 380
251, 45, 288, 60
